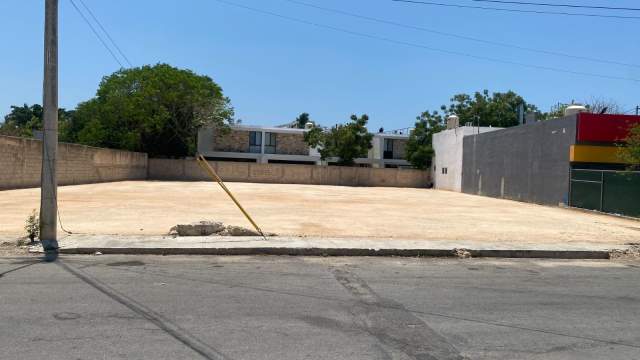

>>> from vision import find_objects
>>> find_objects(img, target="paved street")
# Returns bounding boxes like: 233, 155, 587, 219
1, 255, 640, 359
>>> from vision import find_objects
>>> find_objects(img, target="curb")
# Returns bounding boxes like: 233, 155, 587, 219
58, 247, 611, 259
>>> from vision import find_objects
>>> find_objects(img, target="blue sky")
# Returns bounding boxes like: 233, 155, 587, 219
1, 0, 639, 131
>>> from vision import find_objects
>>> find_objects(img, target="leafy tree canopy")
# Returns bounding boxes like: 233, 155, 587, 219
294, 113, 311, 129
620, 124, 640, 170
404, 89, 535, 169
405, 111, 446, 170
0, 104, 75, 141
434, 90, 538, 128
304, 114, 373, 166
73, 63, 234, 157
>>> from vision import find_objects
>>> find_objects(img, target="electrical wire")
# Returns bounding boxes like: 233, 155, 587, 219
471, 0, 640, 11
68, 0, 125, 68
469, 0, 640, 12
391, 0, 640, 20
77, 0, 133, 67
284, 0, 640, 69
211, 0, 640, 82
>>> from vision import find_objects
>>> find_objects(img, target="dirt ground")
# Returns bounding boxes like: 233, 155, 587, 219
1, 181, 639, 245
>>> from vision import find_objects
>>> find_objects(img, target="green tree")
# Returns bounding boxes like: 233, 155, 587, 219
539, 102, 569, 120
540, 98, 625, 121
304, 114, 373, 166
440, 90, 538, 128
407, 89, 539, 169
1, 103, 75, 140
73, 63, 234, 157
619, 124, 640, 170
405, 111, 445, 170
294, 112, 311, 129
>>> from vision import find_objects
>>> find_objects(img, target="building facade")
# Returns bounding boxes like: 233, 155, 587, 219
460, 113, 640, 215
197, 125, 411, 168
198, 125, 318, 164
432, 126, 501, 192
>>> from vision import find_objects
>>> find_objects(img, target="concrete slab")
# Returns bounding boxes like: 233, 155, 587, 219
47, 234, 635, 259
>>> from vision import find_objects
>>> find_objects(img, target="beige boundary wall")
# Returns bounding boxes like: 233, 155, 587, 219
148, 158, 431, 188
0, 135, 148, 190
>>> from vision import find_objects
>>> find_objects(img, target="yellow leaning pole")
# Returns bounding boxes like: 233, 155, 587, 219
195, 154, 267, 240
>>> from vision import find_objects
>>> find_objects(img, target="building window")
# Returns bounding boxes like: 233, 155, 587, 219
249, 131, 262, 153
441, 167, 448, 175
383, 139, 394, 159
264, 132, 277, 154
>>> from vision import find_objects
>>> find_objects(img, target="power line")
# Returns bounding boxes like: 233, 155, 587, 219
284, 0, 640, 69
470, 0, 640, 12
391, 0, 640, 20
67, 0, 124, 68
77, 0, 133, 67
210, 0, 640, 83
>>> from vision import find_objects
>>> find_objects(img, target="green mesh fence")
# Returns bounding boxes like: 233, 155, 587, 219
602, 172, 640, 217
570, 169, 640, 218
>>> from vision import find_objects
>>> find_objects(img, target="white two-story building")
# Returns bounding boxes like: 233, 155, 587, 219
197, 125, 412, 168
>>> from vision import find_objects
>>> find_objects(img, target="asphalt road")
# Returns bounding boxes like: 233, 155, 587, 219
1, 255, 639, 360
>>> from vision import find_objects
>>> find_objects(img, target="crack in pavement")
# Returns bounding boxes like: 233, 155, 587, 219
65, 259, 640, 350
332, 267, 466, 360
56, 261, 232, 360
0, 262, 40, 278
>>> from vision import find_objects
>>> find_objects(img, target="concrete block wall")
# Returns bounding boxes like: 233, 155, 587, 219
148, 159, 430, 188
0, 135, 428, 190
433, 127, 501, 192
0, 135, 148, 190
461, 116, 577, 206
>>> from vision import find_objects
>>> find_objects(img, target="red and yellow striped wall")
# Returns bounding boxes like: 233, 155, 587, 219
570, 145, 630, 164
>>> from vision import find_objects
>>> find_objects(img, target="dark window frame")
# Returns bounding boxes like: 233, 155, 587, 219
383, 138, 394, 160
249, 131, 262, 153
264, 132, 277, 154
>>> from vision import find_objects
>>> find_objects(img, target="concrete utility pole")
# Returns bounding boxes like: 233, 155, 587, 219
40, 0, 59, 252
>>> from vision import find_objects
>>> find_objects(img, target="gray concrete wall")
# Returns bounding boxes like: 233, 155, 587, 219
461, 116, 577, 206
0, 135, 148, 190
433, 126, 501, 192
148, 158, 431, 188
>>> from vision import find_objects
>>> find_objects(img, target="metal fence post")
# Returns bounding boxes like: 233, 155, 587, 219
568, 168, 573, 207
599, 171, 604, 212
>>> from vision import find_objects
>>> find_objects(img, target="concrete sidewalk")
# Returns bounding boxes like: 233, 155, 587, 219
42, 234, 639, 259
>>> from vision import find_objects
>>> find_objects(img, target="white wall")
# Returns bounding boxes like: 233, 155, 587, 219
433, 127, 501, 192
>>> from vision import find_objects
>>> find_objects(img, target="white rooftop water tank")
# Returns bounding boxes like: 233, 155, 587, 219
564, 104, 588, 116
446, 115, 460, 129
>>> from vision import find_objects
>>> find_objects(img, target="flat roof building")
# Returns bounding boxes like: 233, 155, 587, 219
460, 112, 640, 216
432, 126, 502, 192
197, 125, 412, 168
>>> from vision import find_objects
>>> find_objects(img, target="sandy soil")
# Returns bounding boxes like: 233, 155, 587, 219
1, 181, 639, 245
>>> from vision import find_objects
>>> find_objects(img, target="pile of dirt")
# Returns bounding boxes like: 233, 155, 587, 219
0, 238, 35, 256
453, 248, 472, 259
169, 221, 273, 237
610, 244, 640, 260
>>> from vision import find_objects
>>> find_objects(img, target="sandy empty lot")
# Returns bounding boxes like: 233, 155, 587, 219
1, 181, 639, 245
